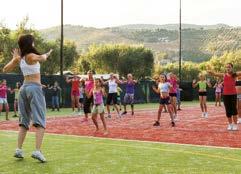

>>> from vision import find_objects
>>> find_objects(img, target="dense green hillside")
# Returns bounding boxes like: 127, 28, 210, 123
40, 24, 241, 63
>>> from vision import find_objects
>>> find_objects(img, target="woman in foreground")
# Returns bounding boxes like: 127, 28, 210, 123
3, 34, 52, 162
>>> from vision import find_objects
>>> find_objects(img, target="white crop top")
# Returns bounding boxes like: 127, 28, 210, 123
108, 80, 118, 93
20, 57, 40, 76
158, 82, 170, 93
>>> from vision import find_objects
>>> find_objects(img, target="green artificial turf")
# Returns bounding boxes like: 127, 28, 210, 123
0, 131, 240, 174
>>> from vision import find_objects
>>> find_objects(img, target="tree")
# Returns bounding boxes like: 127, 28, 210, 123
0, 18, 78, 74
79, 44, 154, 78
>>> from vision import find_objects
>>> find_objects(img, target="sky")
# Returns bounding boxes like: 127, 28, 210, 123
0, 0, 241, 29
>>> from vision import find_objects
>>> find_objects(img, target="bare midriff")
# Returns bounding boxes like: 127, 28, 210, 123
23, 73, 41, 84
160, 92, 169, 98
236, 86, 241, 94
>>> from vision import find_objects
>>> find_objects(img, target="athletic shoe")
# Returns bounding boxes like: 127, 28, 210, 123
103, 130, 108, 135
232, 124, 238, 131
171, 121, 175, 127
121, 111, 127, 115
201, 113, 205, 118
204, 113, 208, 118
31, 151, 46, 163
108, 114, 112, 118
14, 149, 24, 159
12, 114, 18, 117
238, 118, 241, 124
80, 117, 88, 123
71, 112, 77, 116
177, 108, 181, 111
174, 114, 179, 121
153, 121, 160, 126
131, 111, 134, 116
227, 124, 233, 131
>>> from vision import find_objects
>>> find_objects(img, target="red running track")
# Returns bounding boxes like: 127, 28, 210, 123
1, 105, 241, 148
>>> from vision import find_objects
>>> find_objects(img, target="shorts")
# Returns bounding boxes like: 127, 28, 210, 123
124, 93, 134, 105
216, 92, 222, 95
0, 98, 8, 104
79, 98, 84, 103
107, 93, 117, 105
237, 94, 241, 100
223, 95, 237, 117
199, 92, 207, 96
92, 104, 105, 114
159, 97, 171, 105
117, 96, 121, 103
18, 82, 46, 129
71, 90, 80, 97
169, 93, 177, 97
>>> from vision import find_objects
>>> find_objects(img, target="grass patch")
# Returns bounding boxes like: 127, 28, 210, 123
0, 131, 240, 174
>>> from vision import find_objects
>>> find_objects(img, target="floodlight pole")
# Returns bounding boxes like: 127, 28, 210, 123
60, 0, 64, 77
179, 0, 182, 82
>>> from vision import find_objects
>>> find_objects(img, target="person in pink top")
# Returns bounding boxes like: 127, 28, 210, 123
0, 79, 10, 120
90, 78, 108, 135
208, 63, 241, 131
213, 79, 223, 107
167, 73, 178, 120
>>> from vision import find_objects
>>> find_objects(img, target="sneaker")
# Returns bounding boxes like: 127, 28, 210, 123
204, 113, 208, 118
121, 111, 127, 115
108, 114, 112, 118
227, 124, 233, 131
14, 149, 24, 159
131, 111, 134, 116
201, 113, 205, 118
103, 130, 108, 135
153, 121, 160, 126
238, 118, 241, 124
12, 114, 18, 118
31, 151, 46, 163
174, 114, 179, 121
80, 117, 88, 123
232, 124, 238, 131
171, 121, 175, 127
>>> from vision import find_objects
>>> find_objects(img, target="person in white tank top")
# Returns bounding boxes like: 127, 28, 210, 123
102, 73, 121, 118
3, 34, 52, 163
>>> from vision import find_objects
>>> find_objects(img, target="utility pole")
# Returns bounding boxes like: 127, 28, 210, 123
60, 0, 64, 77
179, 0, 182, 82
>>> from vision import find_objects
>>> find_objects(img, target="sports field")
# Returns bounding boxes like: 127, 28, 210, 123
1, 102, 241, 174
1, 131, 241, 174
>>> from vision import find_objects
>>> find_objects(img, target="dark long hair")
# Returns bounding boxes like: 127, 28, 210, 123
18, 34, 40, 57
226, 63, 237, 78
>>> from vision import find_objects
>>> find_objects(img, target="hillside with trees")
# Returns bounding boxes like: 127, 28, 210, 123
40, 24, 241, 63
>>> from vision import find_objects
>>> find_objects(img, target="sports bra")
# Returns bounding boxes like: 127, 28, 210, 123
236, 80, 241, 86
20, 57, 40, 76
158, 82, 170, 93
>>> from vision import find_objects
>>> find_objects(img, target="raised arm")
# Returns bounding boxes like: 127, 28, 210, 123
206, 79, 212, 88
236, 71, 241, 77
30, 49, 53, 62
152, 85, 160, 94
192, 79, 198, 88
207, 70, 224, 78
65, 77, 72, 83
3, 49, 21, 73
